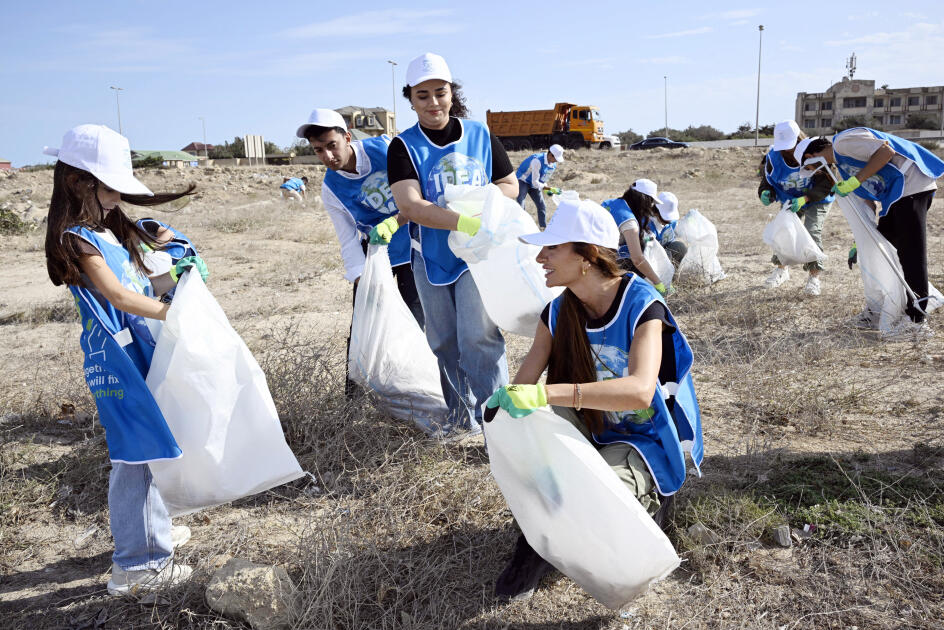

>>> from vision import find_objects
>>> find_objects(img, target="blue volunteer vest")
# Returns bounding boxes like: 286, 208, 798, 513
601, 198, 638, 259
65, 226, 182, 464
832, 127, 944, 216
398, 119, 493, 285
515, 152, 556, 186
280, 177, 304, 191
322, 136, 410, 267
547, 276, 704, 495
645, 217, 679, 246
764, 150, 835, 205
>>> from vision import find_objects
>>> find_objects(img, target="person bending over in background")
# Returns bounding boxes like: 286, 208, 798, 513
646, 191, 687, 266
601, 179, 669, 295
515, 143, 564, 228
279, 176, 308, 203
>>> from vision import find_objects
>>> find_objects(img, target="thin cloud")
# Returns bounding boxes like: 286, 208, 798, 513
638, 56, 688, 65
719, 9, 761, 20
825, 31, 909, 46
283, 9, 462, 38
646, 26, 712, 39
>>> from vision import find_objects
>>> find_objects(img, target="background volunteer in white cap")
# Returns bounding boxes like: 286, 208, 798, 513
43, 124, 206, 596
600, 179, 671, 295
388, 52, 519, 437
297, 107, 424, 395
645, 191, 688, 266
757, 120, 835, 295
483, 195, 704, 601
514, 143, 565, 228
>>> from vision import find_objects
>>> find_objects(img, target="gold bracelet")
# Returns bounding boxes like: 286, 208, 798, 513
575, 383, 582, 411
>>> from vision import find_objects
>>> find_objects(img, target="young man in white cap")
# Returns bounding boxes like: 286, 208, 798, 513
646, 191, 687, 266
297, 108, 423, 393
515, 144, 564, 228
600, 179, 670, 294
757, 120, 834, 294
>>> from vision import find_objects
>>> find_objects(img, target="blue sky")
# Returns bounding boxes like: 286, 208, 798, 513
2, 1, 943, 166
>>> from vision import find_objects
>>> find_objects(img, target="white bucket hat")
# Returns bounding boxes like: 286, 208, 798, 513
406, 52, 452, 87
631, 178, 661, 204
657, 191, 679, 222
519, 194, 619, 249
548, 144, 565, 162
43, 124, 152, 196
296, 108, 349, 139
771, 120, 801, 151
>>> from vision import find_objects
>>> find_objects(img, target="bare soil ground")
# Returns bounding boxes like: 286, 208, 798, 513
1, 147, 943, 629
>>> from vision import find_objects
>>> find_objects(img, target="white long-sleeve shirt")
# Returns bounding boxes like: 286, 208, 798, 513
833, 128, 937, 198
523, 155, 547, 189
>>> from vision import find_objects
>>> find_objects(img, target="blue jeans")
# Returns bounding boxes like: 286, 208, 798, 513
516, 180, 548, 228
109, 462, 174, 571
412, 254, 509, 429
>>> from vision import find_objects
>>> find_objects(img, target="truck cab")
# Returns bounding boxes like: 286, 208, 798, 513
566, 106, 606, 147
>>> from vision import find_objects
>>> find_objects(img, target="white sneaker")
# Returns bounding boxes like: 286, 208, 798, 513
764, 267, 790, 289
803, 275, 821, 296
107, 561, 193, 597
849, 309, 878, 330
881, 318, 933, 341
431, 422, 483, 444
171, 525, 191, 549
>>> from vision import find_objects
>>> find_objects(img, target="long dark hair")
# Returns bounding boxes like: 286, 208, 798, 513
401, 81, 469, 120
546, 243, 623, 435
621, 186, 658, 251
800, 137, 832, 162
45, 161, 196, 286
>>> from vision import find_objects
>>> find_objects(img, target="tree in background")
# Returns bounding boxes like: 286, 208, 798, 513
833, 116, 885, 132
616, 129, 643, 145
907, 113, 940, 130
288, 138, 315, 156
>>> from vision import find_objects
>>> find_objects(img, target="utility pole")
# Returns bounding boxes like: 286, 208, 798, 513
664, 76, 668, 138
387, 60, 398, 134
109, 86, 124, 135
198, 117, 208, 161
755, 25, 764, 147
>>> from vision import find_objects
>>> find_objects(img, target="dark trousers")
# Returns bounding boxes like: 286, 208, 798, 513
516, 180, 548, 228
663, 240, 688, 267
877, 189, 933, 322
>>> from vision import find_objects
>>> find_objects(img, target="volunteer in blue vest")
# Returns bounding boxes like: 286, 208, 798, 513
43, 124, 207, 596
601, 179, 669, 295
483, 196, 703, 600
758, 120, 834, 295
279, 176, 308, 202
646, 191, 687, 266
388, 52, 519, 437
515, 144, 564, 228
798, 127, 944, 336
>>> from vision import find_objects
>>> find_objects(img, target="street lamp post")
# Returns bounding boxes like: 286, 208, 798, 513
198, 117, 208, 161
664, 76, 668, 138
755, 25, 764, 147
387, 60, 398, 134
109, 86, 124, 135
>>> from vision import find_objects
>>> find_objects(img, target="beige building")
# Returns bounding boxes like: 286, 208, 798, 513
335, 106, 396, 137
795, 77, 944, 135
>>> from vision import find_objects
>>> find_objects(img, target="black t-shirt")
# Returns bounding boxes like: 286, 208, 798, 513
387, 117, 514, 185
540, 276, 678, 385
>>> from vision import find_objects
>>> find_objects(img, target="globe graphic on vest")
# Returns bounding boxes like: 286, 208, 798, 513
356, 170, 397, 214
425, 154, 488, 206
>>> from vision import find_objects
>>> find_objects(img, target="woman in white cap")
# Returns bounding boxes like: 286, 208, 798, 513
515, 143, 565, 228
388, 52, 519, 437
43, 124, 206, 596
600, 179, 669, 295
757, 120, 834, 295
483, 196, 703, 600
646, 191, 687, 266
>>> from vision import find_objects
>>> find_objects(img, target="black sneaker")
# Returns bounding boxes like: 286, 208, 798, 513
494, 534, 554, 601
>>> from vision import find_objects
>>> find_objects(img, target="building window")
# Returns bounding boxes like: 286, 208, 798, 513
927, 95, 938, 105
804, 119, 816, 127
890, 97, 902, 107
908, 96, 920, 106
842, 97, 867, 108
822, 102, 833, 110
821, 119, 832, 127
873, 98, 884, 107
889, 115, 902, 125
804, 102, 816, 111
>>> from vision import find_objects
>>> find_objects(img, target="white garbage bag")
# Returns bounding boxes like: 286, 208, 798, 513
762, 207, 826, 266
484, 407, 681, 609
674, 209, 726, 283
146, 272, 304, 517
644, 237, 675, 287
446, 183, 562, 336
349, 245, 449, 433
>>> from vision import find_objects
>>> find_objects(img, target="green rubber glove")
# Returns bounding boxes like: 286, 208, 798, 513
654, 282, 668, 296
544, 186, 562, 196
847, 243, 858, 270
832, 176, 861, 197
760, 190, 773, 206
485, 384, 548, 419
456, 214, 481, 237
789, 196, 807, 213
170, 255, 209, 283
368, 216, 400, 245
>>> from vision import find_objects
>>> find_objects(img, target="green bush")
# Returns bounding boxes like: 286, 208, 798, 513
907, 113, 940, 130
0, 205, 34, 235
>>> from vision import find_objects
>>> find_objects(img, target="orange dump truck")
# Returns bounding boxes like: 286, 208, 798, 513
486, 103, 608, 151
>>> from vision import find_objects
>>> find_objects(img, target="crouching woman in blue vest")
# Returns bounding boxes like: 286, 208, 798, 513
798, 127, 944, 336
484, 197, 704, 600
43, 124, 208, 597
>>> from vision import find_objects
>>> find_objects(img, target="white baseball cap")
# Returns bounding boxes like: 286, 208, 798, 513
771, 120, 801, 151
406, 52, 452, 87
43, 124, 152, 196
793, 136, 818, 166
518, 194, 619, 249
657, 191, 679, 222
296, 108, 349, 139
631, 178, 661, 203
548, 144, 564, 162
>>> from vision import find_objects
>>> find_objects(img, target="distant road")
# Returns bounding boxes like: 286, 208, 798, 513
687, 138, 774, 149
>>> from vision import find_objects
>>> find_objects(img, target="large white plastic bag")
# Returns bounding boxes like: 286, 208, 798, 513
644, 238, 675, 287
674, 209, 726, 283
762, 207, 826, 266
146, 272, 304, 517
485, 407, 680, 609
446, 184, 562, 336
349, 245, 449, 433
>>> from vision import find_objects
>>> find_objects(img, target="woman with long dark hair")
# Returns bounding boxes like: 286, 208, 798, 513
44, 124, 205, 596
601, 179, 669, 294
484, 197, 703, 600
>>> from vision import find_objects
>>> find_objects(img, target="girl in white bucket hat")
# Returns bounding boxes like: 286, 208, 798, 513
44, 124, 206, 596
483, 194, 704, 601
